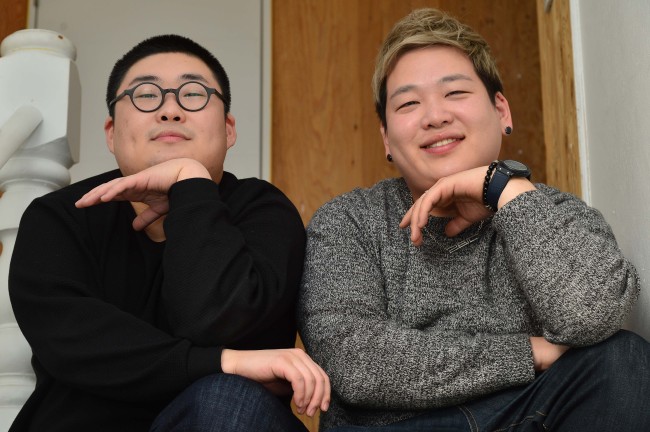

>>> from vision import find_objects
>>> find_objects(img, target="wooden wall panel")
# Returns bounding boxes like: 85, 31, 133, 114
0, 0, 28, 42
1, 0, 27, 262
273, 2, 542, 430
273, 0, 544, 228
536, 0, 581, 196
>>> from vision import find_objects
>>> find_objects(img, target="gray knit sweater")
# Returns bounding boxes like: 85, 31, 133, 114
297, 177, 639, 430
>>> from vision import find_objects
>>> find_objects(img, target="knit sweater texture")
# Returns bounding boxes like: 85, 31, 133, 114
298, 177, 639, 430
9, 169, 305, 432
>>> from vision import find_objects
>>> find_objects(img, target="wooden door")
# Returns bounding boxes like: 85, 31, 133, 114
272, 0, 546, 229
272, 1, 551, 430
0, 0, 28, 42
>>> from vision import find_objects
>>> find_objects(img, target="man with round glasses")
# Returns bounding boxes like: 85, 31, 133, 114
9, 34, 329, 431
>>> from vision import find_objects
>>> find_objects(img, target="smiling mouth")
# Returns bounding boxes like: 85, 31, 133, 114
153, 132, 189, 142
422, 138, 458, 149
151, 127, 191, 141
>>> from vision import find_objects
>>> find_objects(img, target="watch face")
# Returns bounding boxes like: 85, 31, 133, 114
501, 159, 531, 176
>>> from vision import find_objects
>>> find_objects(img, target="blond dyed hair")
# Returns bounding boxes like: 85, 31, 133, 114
372, 8, 503, 127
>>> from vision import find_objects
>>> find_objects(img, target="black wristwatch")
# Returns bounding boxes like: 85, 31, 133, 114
484, 160, 531, 212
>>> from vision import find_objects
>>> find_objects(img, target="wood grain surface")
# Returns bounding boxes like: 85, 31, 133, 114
272, 0, 545, 230
536, 0, 581, 196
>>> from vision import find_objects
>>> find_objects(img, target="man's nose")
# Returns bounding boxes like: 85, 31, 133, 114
158, 93, 185, 122
421, 102, 453, 129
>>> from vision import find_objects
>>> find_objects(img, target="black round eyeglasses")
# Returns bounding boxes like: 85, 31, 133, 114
109, 81, 225, 112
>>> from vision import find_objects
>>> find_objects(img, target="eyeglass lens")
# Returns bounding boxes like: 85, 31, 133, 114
132, 82, 210, 112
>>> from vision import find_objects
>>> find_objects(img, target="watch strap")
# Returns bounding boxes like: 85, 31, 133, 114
485, 167, 510, 212
482, 161, 499, 211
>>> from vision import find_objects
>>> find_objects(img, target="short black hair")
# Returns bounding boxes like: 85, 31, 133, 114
106, 34, 231, 117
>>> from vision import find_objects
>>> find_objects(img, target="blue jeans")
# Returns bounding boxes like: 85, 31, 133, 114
150, 373, 307, 432
329, 330, 650, 431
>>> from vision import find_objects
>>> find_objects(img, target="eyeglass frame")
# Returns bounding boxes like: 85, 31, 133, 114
108, 81, 226, 113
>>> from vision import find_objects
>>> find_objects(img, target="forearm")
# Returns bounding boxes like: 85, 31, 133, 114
494, 186, 639, 345
300, 304, 534, 409
9, 199, 222, 402
299, 226, 534, 408
10, 254, 221, 402
161, 178, 305, 346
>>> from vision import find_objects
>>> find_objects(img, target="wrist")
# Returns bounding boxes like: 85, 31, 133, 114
177, 164, 211, 182
171, 158, 211, 181
498, 178, 536, 209
484, 160, 532, 211
220, 348, 237, 374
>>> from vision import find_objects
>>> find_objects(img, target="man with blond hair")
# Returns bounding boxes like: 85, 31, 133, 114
299, 8, 649, 431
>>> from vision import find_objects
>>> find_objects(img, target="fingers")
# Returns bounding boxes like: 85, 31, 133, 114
398, 206, 413, 229
75, 178, 124, 208
131, 206, 166, 231
302, 351, 330, 415
444, 216, 473, 237
400, 170, 496, 245
221, 348, 330, 417
400, 188, 439, 246
530, 337, 570, 371
75, 161, 177, 209
280, 349, 330, 416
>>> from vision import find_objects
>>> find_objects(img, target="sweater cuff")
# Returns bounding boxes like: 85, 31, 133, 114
498, 333, 536, 385
187, 346, 224, 382
492, 188, 553, 231
168, 178, 220, 209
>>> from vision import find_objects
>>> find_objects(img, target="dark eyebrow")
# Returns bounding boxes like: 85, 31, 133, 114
125, 73, 210, 88
126, 75, 159, 87
388, 74, 474, 100
388, 84, 416, 101
180, 73, 209, 84
439, 73, 473, 84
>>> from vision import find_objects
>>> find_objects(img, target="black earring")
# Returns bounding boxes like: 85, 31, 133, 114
505, 126, 512, 135
386, 154, 393, 162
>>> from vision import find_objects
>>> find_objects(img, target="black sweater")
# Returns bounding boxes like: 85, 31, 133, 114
9, 169, 305, 431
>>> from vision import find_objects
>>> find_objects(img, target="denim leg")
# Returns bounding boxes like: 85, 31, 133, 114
329, 331, 650, 432
150, 373, 308, 432
464, 330, 650, 431
327, 405, 470, 432
542, 330, 650, 431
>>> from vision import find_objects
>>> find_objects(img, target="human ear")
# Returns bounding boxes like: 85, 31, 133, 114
380, 124, 391, 159
494, 92, 513, 134
225, 113, 237, 149
104, 116, 115, 154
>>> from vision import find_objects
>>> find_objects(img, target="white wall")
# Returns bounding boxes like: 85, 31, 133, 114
571, 0, 650, 340
32, 0, 269, 182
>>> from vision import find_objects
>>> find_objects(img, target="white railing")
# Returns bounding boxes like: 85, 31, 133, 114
0, 29, 80, 430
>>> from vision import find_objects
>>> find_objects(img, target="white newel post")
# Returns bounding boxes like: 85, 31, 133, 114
0, 29, 80, 429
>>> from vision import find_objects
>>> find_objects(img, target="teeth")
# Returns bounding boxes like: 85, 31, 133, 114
424, 138, 456, 149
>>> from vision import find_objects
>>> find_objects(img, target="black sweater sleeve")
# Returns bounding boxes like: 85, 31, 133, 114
9, 193, 220, 403
161, 175, 306, 347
